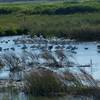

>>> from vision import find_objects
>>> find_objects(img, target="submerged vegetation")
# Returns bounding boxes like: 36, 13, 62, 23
0, 1, 99, 41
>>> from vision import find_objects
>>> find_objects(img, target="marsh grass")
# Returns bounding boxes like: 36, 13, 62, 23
0, 1, 99, 41
0, 1, 99, 15
0, 13, 99, 41
24, 69, 65, 96
23, 49, 98, 96
24, 67, 99, 96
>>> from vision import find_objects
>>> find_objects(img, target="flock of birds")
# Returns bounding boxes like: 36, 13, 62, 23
0, 40, 15, 52
0, 37, 89, 55
0, 36, 100, 55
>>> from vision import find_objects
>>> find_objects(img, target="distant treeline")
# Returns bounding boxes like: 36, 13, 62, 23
0, 3, 99, 15
0, 0, 93, 2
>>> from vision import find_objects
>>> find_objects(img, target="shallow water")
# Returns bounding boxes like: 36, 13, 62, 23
0, 35, 98, 100
0, 36, 100, 80
0, 92, 93, 100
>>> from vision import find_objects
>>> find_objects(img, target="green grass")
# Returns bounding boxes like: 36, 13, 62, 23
0, 1, 99, 15
0, 1, 99, 41
0, 13, 100, 40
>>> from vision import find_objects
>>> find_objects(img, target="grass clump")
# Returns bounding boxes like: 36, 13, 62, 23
24, 67, 98, 96
24, 68, 65, 96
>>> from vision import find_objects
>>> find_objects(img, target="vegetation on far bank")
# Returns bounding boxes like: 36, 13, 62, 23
0, 1, 99, 15
1, 13, 100, 41
0, 1, 99, 41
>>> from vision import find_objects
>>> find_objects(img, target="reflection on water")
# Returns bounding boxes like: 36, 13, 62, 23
28, 96, 91, 100
0, 91, 93, 100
